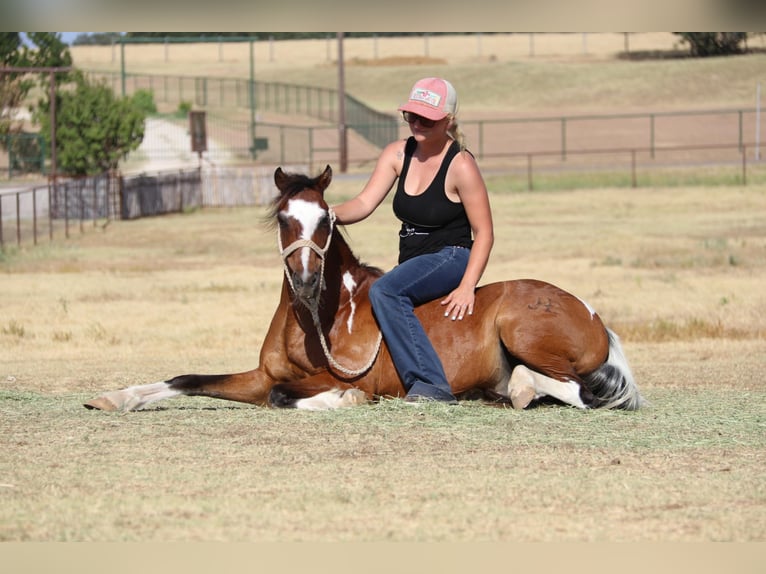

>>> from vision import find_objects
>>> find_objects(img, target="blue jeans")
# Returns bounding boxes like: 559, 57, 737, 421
369, 246, 470, 402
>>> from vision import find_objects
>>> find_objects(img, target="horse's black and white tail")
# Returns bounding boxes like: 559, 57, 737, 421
584, 328, 646, 410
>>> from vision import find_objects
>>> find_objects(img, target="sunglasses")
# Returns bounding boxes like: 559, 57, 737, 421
402, 111, 437, 128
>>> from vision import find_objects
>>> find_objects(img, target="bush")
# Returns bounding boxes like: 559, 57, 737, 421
132, 89, 157, 115
674, 33, 748, 57
176, 100, 193, 117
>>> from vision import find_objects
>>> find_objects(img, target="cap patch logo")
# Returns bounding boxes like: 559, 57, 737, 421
410, 88, 442, 108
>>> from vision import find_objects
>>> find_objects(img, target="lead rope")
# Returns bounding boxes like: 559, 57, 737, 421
278, 210, 382, 377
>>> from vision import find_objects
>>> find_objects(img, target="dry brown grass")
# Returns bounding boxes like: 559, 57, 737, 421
1, 178, 764, 542
70, 33, 766, 114
2, 34, 765, 542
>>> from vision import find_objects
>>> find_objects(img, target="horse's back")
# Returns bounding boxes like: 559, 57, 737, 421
418, 279, 609, 388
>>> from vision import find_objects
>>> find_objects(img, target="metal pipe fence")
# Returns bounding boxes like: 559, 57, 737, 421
86, 72, 399, 151
1, 178, 110, 249
123, 105, 765, 178
3, 141, 764, 251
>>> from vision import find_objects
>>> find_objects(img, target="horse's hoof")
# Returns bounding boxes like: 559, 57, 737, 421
510, 383, 535, 410
340, 388, 368, 407
83, 395, 120, 411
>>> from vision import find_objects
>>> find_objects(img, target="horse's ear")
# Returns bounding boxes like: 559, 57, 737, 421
316, 165, 333, 194
274, 167, 287, 190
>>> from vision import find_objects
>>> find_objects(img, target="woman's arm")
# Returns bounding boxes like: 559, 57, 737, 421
331, 140, 404, 225
441, 151, 494, 320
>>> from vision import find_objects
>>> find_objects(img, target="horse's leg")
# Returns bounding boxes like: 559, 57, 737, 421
83, 370, 273, 412
508, 365, 588, 410
269, 375, 370, 411
292, 388, 368, 411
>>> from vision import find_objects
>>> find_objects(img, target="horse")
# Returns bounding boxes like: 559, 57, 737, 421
84, 165, 644, 413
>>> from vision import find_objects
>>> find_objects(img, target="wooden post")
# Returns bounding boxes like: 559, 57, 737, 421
337, 33, 348, 173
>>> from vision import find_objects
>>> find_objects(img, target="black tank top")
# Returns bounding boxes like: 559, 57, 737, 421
393, 137, 473, 263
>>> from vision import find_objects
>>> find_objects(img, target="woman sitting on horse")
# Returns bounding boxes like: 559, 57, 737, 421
331, 77, 494, 404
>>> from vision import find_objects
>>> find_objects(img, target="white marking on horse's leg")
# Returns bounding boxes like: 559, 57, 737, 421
508, 365, 537, 409
339, 388, 368, 407
512, 365, 588, 409
94, 381, 181, 412
342, 271, 357, 333
294, 388, 367, 411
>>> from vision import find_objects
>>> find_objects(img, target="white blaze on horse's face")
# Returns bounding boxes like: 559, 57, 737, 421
285, 198, 327, 280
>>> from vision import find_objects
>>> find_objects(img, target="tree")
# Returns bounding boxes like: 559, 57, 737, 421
674, 33, 748, 57
1, 32, 29, 138
25, 32, 73, 69
72, 33, 123, 46
1, 33, 73, 139
36, 71, 146, 175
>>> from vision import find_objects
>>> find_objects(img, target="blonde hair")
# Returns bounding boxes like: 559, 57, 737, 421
447, 114, 467, 151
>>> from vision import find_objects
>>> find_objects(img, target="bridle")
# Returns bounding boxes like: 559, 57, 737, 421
277, 208, 382, 377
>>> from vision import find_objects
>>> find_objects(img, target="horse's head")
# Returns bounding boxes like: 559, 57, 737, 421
272, 165, 335, 306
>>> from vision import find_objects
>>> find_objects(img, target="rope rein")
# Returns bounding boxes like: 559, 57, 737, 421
278, 209, 382, 377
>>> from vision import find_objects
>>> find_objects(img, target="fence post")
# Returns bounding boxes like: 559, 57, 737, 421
308, 127, 315, 173
178, 170, 184, 212
561, 117, 567, 161
280, 126, 286, 165
742, 144, 747, 186
93, 177, 98, 228
631, 150, 637, 188
478, 121, 484, 160
65, 184, 69, 239
33, 188, 38, 245
527, 153, 534, 191
16, 192, 21, 246
48, 181, 53, 241
738, 109, 743, 152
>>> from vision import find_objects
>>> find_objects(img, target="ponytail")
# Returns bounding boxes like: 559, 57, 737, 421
447, 114, 467, 151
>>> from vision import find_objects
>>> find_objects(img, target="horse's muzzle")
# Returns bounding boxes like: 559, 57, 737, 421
291, 270, 322, 301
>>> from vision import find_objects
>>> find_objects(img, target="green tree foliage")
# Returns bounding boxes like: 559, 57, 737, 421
1, 33, 30, 138
72, 33, 123, 46
1, 33, 73, 138
25, 32, 73, 69
1, 32, 25, 66
674, 33, 748, 56
36, 72, 146, 175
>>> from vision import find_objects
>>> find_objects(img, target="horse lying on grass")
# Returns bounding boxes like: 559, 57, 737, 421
85, 165, 644, 413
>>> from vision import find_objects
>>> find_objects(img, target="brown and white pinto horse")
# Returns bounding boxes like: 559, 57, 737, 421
84, 165, 644, 413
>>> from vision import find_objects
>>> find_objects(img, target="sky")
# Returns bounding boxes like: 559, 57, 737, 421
60, 32, 81, 44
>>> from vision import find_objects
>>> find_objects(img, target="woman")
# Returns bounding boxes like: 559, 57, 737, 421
331, 77, 494, 404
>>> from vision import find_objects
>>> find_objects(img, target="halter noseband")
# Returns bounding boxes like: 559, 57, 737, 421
277, 208, 336, 300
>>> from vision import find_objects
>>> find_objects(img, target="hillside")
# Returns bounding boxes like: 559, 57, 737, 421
70, 33, 766, 118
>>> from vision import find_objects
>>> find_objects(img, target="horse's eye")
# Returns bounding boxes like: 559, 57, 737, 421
277, 214, 289, 228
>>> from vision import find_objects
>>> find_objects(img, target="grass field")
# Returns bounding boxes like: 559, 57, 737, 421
1, 178, 764, 541
1, 33, 765, 542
